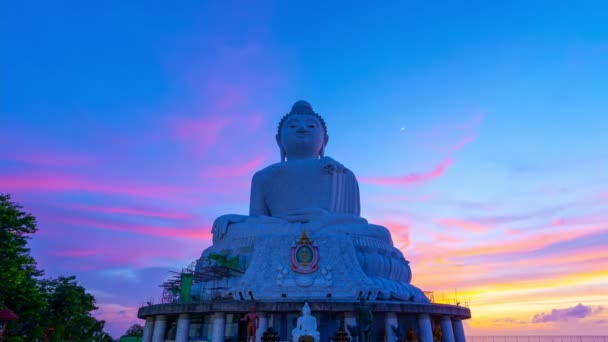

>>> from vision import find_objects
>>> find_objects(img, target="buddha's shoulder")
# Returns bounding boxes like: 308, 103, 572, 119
252, 157, 355, 179
252, 162, 283, 182
320, 156, 356, 176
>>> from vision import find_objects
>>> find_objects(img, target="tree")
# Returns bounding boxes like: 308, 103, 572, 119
0, 194, 46, 340
0, 194, 115, 341
125, 323, 144, 336
38, 276, 107, 341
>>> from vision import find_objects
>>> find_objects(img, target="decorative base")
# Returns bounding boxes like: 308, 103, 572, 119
195, 220, 428, 303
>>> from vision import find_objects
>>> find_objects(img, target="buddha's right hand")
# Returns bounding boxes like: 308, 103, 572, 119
212, 214, 247, 240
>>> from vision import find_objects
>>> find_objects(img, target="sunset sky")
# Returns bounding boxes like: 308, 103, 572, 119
2, 1, 607, 338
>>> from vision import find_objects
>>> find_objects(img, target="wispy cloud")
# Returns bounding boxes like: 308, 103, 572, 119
361, 158, 453, 186
0, 151, 96, 167
435, 218, 489, 233
382, 221, 411, 249
0, 172, 193, 199
49, 216, 212, 240
65, 203, 196, 221
51, 249, 98, 257
202, 155, 266, 178
171, 116, 233, 155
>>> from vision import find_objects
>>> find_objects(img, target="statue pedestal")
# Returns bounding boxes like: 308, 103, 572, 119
197, 220, 426, 303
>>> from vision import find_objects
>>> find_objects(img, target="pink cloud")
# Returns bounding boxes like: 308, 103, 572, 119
51, 249, 98, 257
408, 241, 608, 293
368, 194, 434, 203
65, 203, 195, 221
457, 223, 605, 258
382, 221, 411, 249
172, 116, 233, 155
427, 230, 467, 244
93, 302, 142, 338
0, 172, 194, 199
201, 155, 265, 178
449, 133, 477, 152
0, 151, 96, 167
49, 216, 212, 240
35, 225, 207, 273
408, 222, 607, 267
435, 218, 489, 233
48, 246, 192, 268
360, 158, 453, 186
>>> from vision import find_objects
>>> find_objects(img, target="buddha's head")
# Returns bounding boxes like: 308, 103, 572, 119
276, 101, 328, 162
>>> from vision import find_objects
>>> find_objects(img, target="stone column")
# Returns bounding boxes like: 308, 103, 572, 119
176, 313, 190, 342
344, 312, 357, 338
152, 315, 167, 342
256, 314, 269, 342
142, 317, 155, 342
440, 316, 455, 342
452, 319, 466, 342
385, 312, 398, 342
211, 312, 226, 342
417, 314, 433, 342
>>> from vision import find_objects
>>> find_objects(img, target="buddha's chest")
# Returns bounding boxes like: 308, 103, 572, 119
263, 164, 334, 211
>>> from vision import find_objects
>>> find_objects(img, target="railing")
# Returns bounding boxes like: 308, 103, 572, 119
467, 337, 608, 342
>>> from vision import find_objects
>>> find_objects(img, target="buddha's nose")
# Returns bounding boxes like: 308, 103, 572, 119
296, 126, 308, 133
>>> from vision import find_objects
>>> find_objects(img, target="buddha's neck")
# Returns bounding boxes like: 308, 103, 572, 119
286, 155, 320, 161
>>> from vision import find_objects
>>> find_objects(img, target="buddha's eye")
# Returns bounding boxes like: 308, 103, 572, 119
289, 125, 297, 128
308, 125, 315, 128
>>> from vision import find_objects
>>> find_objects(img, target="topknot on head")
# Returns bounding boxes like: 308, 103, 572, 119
277, 100, 328, 136
290, 100, 315, 115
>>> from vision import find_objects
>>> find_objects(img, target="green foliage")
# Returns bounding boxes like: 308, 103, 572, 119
38, 276, 107, 341
0, 194, 46, 339
0, 194, 115, 341
124, 323, 144, 336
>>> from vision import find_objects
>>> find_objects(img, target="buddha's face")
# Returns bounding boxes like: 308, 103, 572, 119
277, 114, 327, 160
302, 305, 311, 316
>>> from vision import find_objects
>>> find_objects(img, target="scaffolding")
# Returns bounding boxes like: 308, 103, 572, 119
160, 258, 245, 303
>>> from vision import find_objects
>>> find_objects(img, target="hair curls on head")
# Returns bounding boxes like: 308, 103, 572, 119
277, 100, 328, 137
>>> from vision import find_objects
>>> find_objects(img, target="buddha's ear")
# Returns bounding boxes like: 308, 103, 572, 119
320, 135, 329, 157
276, 134, 286, 162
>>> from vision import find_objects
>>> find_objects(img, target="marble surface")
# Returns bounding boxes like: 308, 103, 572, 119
194, 101, 428, 303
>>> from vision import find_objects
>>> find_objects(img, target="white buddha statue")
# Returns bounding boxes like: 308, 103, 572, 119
212, 100, 362, 241
291, 302, 320, 342
195, 101, 427, 303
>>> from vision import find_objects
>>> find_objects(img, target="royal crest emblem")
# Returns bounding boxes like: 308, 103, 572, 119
291, 230, 319, 274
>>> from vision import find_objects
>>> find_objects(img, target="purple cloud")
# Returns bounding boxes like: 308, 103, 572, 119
532, 303, 604, 323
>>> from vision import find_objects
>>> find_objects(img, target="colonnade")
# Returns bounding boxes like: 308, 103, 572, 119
141, 312, 467, 342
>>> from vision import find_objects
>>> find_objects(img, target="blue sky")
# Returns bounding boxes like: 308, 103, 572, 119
2, 0, 607, 337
